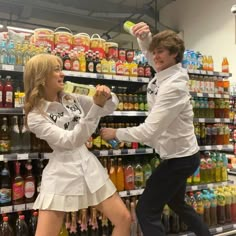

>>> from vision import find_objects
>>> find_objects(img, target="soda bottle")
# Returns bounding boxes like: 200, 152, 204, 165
0, 160, 12, 206
29, 211, 38, 236
116, 158, 124, 191
24, 160, 36, 203
134, 160, 144, 189
0, 216, 14, 236
16, 215, 29, 236
124, 160, 135, 190
12, 161, 25, 205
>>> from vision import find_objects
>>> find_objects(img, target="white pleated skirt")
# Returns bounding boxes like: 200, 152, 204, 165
33, 179, 116, 212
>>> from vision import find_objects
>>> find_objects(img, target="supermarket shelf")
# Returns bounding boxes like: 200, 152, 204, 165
63, 70, 150, 83
0, 107, 23, 115
0, 153, 40, 161
199, 145, 233, 151
194, 118, 232, 123
0, 202, 34, 214
190, 91, 230, 99
111, 111, 148, 116
92, 148, 154, 157
188, 69, 232, 77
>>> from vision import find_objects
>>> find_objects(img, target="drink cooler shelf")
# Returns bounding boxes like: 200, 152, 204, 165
193, 118, 232, 123
190, 91, 230, 99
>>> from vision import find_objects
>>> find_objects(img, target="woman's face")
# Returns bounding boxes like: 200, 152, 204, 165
152, 47, 177, 72
45, 62, 64, 95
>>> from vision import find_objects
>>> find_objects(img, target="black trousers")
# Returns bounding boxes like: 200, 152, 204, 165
136, 152, 211, 236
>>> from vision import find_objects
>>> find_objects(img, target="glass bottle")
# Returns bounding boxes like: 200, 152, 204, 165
20, 116, 31, 153
0, 160, 12, 206
0, 116, 11, 154
28, 211, 38, 236
15, 215, 29, 236
0, 216, 14, 236
10, 116, 21, 153
24, 160, 36, 203
3, 76, 13, 108
12, 161, 25, 205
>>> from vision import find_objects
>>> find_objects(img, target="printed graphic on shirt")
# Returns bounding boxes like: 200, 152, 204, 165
147, 78, 159, 95
49, 112, 64, 123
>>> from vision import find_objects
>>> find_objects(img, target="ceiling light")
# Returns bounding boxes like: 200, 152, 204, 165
7, 26, 34, 33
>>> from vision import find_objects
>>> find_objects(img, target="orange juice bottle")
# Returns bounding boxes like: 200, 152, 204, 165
116, 158, 124, 191
222, 57, 229, 73
109, 158, 117, 187
208, 56, 214, 71
202, 55, 208, 71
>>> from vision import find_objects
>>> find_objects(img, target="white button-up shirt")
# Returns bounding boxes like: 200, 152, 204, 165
27, 93, 118, 195
116, 35, 199, 160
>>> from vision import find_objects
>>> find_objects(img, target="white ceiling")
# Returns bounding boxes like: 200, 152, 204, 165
0, 0, 175, 46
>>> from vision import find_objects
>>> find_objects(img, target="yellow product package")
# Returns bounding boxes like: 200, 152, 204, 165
64, 81, 96, 96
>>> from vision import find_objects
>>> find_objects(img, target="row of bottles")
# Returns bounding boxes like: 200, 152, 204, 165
187, 152, 228, 185
192, 97, 230, 119
102, 155, 160, 191
189, 74, 230, 95
0, 211, 38, 236
194, 123, 230, 146
0, 159, 45, 206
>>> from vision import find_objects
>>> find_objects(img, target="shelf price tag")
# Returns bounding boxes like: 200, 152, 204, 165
17, 154, 28, 160
146, 148, 153, 154
191, 186, 198, 191
216, 145, 223, 150
1, 206, 13, 214
25, 203, 34, 210
100, 150, 109, 156
119, 191, 126, 198
128, 149, 136, 155
113, 150, 121, 155
2, 64, 14, 71
0, 155, 3, 161
215, 94, 221, 98
207, 71, 214, 75
207, 183, 213, 188
214, 118, 220, 123
215, 227, 223, 233
198, 118, 205, 122
13, 204, 25, 212
233, 224, 236, 229
200, 70, 206, 74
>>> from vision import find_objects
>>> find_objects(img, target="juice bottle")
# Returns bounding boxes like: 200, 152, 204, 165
221, 153, 228, 182
222, 57, 229, 73
108, 158, 117, 187
199, 156, 207, 183
12, 161, 25, 205
217, 191, 226, 224
202, 191, 211, 226
207, 56, 214, 71
215, 153, 222, 182
143, 161, 152, 187
209, 190, 217, 226
195, 192, 204, 220
116, 158, 124, 191
192, 166, 200, 184
124, 160, 135, 190
224, 189, 232, 223
134, 160, 144, 189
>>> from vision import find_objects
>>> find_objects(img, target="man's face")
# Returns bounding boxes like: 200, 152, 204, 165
152, 47, 177, 72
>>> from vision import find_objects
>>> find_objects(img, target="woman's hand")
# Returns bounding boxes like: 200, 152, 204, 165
132, 22, 150, 40
93, 85, 111, 107
100, 128, 117, 141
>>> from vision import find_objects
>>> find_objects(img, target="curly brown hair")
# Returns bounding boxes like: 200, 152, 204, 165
149, 30, 185, 63
24, 54, 63, 123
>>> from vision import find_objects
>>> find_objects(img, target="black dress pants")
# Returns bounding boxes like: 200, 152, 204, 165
136, 152, 211, 236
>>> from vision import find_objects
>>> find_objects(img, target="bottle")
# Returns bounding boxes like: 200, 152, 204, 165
10, 116, 21, 153
79, 209, 88, 236
89, 207, 99, 236
0, 160, 12, 206
59, 223, 69, 236
3, 76, 13, 108
24, 160, 36, 203
162, 205, 170, 233
222, 57, 229, 73
134, 160, 144, 189
116, 158, 124, 191
0, 75, 3, 108
143, 160, 152, 187
28, 211, 38, 236
12, 161, 25, 205
0, 117, 11, 153
124, 160, 135, 190
20, 116, 31, 153
0, 216, 14, 236
217, 191, 226, 224
123, 21, 147, 39
15, 215, 29, 236
108, 158, 117, 187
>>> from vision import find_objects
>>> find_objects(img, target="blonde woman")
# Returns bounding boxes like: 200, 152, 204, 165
24, 54, 131, 236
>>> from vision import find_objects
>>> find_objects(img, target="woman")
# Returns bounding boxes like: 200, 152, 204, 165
24, 53, 131, 236
101, 22, 210, 236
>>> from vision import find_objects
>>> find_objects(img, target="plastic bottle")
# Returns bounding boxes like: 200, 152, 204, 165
16, 215, 29, 236
222, 57, 229, 73
217, 190, 226, 224
123, 21, 147, 39
116, 158, 124, 191
108, 158, 117, 187
134, 160, 144, 189
124, 160, 135, 190
0, 216, 14, 236
59, 223, 69, 236
209, 190, 217, 226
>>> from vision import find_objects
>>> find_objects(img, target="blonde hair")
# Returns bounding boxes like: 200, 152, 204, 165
24, 54, 63, 121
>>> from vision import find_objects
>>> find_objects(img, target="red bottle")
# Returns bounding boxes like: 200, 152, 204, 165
3, 76, 13, 108
0, 216, 14, 236
12, 161, 25, 205
24, 160, 36, 203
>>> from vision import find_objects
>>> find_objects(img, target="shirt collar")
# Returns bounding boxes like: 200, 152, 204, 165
154, 63, 183, 85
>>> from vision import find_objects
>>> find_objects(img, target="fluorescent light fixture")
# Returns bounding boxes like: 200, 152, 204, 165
7, 26, 34, 33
